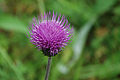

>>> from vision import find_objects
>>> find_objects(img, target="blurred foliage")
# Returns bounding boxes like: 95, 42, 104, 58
0, 0, 120, 80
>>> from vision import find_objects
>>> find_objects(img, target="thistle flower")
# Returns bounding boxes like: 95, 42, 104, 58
28, 11, 73, 57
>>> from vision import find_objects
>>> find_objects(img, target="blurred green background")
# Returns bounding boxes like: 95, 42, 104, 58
0, 0, 120, 80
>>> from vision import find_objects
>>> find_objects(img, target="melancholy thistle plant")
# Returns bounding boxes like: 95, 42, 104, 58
28, 11, 73, 80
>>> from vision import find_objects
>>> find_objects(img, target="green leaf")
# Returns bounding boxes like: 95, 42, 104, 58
114, 6, 120, 15
94, 0, 117, 15
0, 47, 24, 80
0, 14, 27, 33
79, 52, 120, 79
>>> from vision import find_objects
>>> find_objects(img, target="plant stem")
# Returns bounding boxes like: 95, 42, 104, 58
37, 0, 45, 14
45, 57, 52, 80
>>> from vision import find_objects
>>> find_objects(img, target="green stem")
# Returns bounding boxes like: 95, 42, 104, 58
37, 0, 45, 14
45, 57, 52, 80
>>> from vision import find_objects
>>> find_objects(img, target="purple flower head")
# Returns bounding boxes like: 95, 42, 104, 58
28, 11, 73, 57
